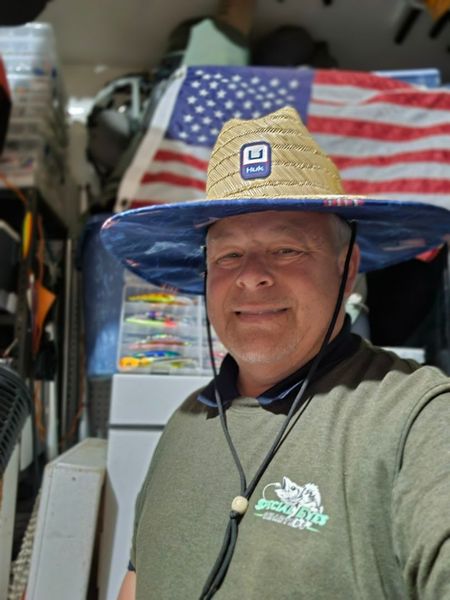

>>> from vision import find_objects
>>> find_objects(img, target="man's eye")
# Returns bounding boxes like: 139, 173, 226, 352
216, 252, 241, 264
274, 248, 300, 256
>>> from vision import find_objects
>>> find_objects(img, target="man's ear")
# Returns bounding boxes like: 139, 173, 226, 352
341, 242, 361, 298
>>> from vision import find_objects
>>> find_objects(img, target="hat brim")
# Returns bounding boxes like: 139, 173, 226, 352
100, 197, 450, 295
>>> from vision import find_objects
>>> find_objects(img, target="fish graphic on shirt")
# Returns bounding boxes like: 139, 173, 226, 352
274, 477, 322, 512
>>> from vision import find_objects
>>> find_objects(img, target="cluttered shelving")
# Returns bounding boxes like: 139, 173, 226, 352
0, 23, 80, 600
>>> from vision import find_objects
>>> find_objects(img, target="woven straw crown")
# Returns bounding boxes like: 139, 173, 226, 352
206, 106, 345, 200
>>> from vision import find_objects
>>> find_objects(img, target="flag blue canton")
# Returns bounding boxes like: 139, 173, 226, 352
166, 66, 314, 147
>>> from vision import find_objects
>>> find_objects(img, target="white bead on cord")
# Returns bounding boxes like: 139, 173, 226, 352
231, 496, 249, 515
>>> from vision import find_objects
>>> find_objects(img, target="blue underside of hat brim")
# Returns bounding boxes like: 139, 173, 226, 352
100, 198, 450, 295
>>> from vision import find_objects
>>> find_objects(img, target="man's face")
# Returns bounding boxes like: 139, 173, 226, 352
206, 211, 359, 378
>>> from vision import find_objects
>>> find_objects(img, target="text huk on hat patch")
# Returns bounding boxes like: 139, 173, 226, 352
240, 142, 271, 180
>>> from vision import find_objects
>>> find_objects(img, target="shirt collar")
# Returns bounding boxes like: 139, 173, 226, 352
198, 315, 360, 408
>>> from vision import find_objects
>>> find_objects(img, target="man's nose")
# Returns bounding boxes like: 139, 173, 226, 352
236, 254, 274, 289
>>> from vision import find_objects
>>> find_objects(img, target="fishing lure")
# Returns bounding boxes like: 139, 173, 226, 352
127, 292, 192, 305
119, 355, 196, 370
125, 315, 178, 328
132, 350, 180, 359
129, 334, 191, 350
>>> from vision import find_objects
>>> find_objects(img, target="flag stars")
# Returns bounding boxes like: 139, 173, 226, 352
171, 72, 309, 150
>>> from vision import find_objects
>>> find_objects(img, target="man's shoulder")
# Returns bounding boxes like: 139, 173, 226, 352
172, 384, 211, 417
343, 337, 450, 394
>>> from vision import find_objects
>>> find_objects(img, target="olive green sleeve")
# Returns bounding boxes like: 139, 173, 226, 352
130, 484, 146, 570
392, 387, 450, 599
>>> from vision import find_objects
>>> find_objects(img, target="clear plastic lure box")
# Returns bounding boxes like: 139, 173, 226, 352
117, 274, 225, 376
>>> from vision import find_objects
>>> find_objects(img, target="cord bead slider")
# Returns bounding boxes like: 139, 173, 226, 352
231, 496, 248, 515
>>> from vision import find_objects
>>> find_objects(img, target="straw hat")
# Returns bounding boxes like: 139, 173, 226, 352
101, 106, 450, 294
206, 106, 344, 200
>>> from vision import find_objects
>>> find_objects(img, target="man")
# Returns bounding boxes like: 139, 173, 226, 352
102, 106, 450, 599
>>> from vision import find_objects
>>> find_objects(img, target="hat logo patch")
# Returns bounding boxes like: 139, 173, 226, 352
240, 142, 271, 180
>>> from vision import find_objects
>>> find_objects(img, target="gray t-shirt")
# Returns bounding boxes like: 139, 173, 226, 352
131, 340, 450, 599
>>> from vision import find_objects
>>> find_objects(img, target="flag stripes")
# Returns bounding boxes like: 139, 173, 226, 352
116, 66, 450, 212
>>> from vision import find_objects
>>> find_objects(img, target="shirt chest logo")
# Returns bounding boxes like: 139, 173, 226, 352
254, 476, 330, 532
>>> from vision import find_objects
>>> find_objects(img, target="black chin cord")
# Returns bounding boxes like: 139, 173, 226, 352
200, 222, 357, 599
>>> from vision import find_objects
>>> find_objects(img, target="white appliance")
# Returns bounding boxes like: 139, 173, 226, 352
98, 373, 210, 600
27, 438, 107, 600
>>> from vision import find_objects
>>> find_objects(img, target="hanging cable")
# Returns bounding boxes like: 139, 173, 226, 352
203, 256, 247, 495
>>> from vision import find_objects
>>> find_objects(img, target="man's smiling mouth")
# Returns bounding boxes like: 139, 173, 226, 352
235, 307, 288, 316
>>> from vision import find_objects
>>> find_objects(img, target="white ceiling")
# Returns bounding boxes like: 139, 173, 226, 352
39, 0, 450, 83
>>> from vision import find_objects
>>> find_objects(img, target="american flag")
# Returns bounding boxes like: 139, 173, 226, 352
116, 65, 450, 212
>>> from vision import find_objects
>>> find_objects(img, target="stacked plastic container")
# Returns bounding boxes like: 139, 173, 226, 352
0, 23, 68, 213
117, 273, 225, 376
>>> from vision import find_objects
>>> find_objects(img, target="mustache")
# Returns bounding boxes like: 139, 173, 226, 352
229, 294, 292, 311
227, 294, 292, 306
